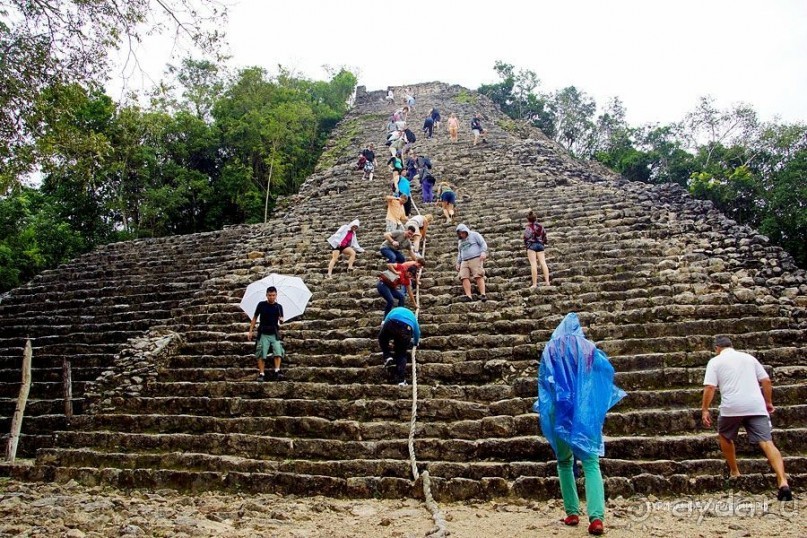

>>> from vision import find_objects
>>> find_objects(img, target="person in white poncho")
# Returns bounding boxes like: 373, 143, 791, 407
326, 219, 364, 278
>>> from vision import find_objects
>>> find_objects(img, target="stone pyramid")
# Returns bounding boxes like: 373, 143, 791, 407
1, 82, 805, 500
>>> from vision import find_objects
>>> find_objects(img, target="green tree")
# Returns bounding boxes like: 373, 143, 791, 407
0, 0, 226, 193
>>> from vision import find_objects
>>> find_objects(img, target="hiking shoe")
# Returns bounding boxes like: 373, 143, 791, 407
257, 373, 265, 382
562, 515, 579, 526
398, 380, 408, 386
587, 519, 604, 535
479, 294, 487, 302
778, 486, 793, 501
274, 370, 285, 381
458, 295, 473, 303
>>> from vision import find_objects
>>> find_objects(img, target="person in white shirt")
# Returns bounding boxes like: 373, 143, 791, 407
701, 335, 792, 501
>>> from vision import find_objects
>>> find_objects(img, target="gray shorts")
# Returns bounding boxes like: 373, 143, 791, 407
717, 415, 772, 443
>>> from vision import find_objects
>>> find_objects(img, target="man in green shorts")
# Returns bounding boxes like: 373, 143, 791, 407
248, 286, 285, 381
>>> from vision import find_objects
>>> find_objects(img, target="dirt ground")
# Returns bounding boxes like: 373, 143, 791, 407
0, 479, 802, 537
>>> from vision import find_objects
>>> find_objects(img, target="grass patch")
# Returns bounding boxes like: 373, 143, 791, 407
454, 90, 477, 105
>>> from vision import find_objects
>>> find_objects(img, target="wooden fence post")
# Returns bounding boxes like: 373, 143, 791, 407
6, 339, 32, 463
63, 358, 73, 422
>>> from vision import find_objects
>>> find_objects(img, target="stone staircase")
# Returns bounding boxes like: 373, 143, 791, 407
2, 82, 805, 501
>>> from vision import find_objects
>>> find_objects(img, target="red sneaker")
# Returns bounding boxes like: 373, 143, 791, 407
562, 515, 579, 526
588, 519, 604, 535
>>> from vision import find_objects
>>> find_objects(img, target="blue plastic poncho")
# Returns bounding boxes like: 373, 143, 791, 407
533, 313, 627, 459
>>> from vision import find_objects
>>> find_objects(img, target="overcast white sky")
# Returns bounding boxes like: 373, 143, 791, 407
124, 0, 807, 126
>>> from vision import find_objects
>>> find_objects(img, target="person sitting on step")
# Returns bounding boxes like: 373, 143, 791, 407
248, 286, 285, 381
379, 305, 421, 386
326, 219, 364, 278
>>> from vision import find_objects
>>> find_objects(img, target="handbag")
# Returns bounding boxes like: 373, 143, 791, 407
378, 269, 400, 287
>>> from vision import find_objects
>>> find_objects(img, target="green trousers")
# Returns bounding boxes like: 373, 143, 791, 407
556, 438, 605, 522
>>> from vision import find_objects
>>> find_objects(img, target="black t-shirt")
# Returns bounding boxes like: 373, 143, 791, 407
254, 301, 283, 336
361, 148, 375, 162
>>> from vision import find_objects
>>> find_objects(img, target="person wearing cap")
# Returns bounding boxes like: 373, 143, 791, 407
456, 223, 488, 302
326, 219, 364, 278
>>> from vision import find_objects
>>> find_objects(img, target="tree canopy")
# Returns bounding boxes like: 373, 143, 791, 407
0, 0, 227, 192
479, 61, 807, 269
0, 65, 357, 292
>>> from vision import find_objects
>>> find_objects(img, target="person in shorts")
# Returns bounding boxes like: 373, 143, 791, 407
523, 210, 550, 287
248, 287, 285, 381
455, 224, 488, 302
327, 219, 364, 277
702, 335, 792, 501
471, 112, 487, 145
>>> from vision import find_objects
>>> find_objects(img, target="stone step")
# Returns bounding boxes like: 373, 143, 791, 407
35, 447, 807, 485
62, 404, 807, 441
20, 458, 806, 500
49, 428, 807, 464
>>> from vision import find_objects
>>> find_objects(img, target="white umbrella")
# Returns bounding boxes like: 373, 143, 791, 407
239, 274, 312, 321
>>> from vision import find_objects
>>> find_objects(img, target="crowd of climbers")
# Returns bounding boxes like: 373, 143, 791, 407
245, 88, 794, 533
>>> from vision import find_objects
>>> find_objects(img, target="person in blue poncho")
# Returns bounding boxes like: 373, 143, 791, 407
534, 313, 626, 536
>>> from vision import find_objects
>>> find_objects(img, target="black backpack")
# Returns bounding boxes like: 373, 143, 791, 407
404, 129, 416, 143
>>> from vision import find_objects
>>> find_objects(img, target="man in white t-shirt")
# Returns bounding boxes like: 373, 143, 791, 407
701, 335, 792, 501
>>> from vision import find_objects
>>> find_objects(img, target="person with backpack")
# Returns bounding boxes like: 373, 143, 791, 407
402, 127, 416, 155
376, 257, 424, 319
422, 115, 434, 139
360, 144, 376, 181
379, 305, 421, 386
430, 107, 441, 131
536, 313, 626, 536
471, 112, 487, 145
415, 154, 432, 180
524, 210, 550, 288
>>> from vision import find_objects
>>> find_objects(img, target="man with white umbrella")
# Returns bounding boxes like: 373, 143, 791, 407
248, 286, 285, 381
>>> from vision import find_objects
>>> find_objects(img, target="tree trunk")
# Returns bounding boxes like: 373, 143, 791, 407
63, 358, 73, 422
6, 340, 32, 463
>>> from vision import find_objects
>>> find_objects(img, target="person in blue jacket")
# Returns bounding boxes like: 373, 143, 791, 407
378, 306, 421, 386
535, 313, 626, 536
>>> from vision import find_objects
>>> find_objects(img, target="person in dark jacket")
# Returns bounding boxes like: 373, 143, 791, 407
471, 113, 487, 145
423, 116, 434, 138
